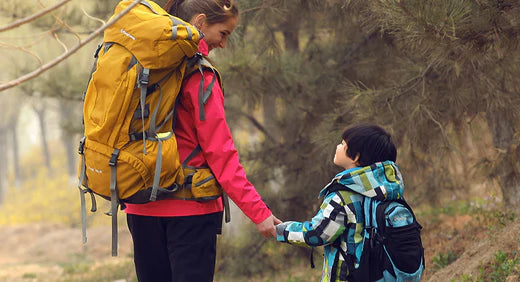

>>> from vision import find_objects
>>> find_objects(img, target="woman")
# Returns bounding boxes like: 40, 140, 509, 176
124, 1, 281, 281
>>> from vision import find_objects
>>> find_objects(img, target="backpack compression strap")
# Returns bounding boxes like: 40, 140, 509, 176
137, 66, 150, 155
77, 137, 97, 245
107, 148, 121, 256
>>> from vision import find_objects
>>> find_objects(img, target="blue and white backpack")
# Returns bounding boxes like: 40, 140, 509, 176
331, 183, 425, 281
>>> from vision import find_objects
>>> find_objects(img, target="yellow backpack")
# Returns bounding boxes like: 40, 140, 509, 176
77, 0, 224, 256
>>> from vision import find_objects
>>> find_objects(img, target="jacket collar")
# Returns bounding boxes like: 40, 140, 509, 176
199, 39, 209, 56
319, 161, 404, 201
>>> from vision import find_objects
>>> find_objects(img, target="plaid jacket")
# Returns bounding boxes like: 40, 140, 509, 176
276, 161, 404, 281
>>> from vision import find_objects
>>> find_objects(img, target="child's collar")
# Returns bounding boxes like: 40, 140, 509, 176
319, 167, 362, 198
319, 161, 404, 201
334, 166, 362, 179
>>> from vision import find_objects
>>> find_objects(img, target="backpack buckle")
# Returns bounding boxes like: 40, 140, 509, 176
78, 136, 86, 155
366, 227, 376, 248
109, 149, 120, 167
187, 52, 203, 69
138, 68, 150, 87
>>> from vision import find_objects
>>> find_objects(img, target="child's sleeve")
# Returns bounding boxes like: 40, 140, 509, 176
276, 192, 352, 247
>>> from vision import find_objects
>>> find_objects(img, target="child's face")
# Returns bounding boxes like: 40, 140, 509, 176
333, 140, 359, 169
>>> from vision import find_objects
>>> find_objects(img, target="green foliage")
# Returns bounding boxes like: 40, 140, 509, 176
432, 251, 458, 270
457, 249, 520, 281
487, 250, 520, 281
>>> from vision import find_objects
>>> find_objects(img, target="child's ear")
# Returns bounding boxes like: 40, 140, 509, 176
353, 153, 360, 166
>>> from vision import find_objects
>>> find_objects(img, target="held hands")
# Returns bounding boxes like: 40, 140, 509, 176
255, 214, 282, 238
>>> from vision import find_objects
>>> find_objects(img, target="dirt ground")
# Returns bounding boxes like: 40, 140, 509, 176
0, 216, 519, 281
0, 223, 133, 281
421, 214, 520, 281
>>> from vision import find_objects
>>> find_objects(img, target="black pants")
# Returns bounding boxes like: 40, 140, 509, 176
127, 212, 222, 282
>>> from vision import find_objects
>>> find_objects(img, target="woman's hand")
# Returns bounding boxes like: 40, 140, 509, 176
255, 214, 283, 237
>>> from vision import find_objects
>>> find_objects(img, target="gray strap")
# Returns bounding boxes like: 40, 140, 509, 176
139, 0, 157, 14
149, 139, 163, 201
181, 144, 202, 167
78, 153, 88, 244
108, 149, 120, 257
156, 109, 174, 131
77, 137, 88, 244
147, 83, 176, 202
148, 84, 163, 136
148, 131, 176, 202
202, 68, 217, 104
138, 67, 150, 154
127, 55, 138, 71
169, 16, 192, 40
197, 65, 206, 120
104, 42, 114, 54
222, 192, 231, 223
197, 60, 217, 121
199, 58, 217, 104
171, 25, 178, 40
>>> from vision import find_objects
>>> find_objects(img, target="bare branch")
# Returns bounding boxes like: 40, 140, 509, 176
0, 27, 58, 41
0, 41, 43, 66
39, 0, 82, 42
0, 0, 72, 33
228, 106, 277, 142
0, 0, 144, 92
81, 3, 106, 26
53, 32, 68, 53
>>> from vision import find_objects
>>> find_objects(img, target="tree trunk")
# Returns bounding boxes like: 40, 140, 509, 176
280, 15, 300, 52
486, 109, 520, 211
0, 128, 7, 204
262, 95, 278, 138
33, 106, 53, 175
58, 101, 78, 177
8, 115, 21, 187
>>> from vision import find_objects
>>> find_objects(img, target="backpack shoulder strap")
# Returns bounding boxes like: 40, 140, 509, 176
185, 53, 222, 121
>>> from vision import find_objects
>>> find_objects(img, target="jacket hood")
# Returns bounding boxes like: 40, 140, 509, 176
320, 161, 404, 201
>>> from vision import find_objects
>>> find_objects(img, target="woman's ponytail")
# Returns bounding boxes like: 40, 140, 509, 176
163, 0, 238, 24
164, 0, 185, 16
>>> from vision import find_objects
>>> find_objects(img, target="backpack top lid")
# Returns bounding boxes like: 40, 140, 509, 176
104, 0, 201, 69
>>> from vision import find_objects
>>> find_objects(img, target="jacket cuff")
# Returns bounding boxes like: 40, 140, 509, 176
276, 223, 287, 242
250, 207, 272, 225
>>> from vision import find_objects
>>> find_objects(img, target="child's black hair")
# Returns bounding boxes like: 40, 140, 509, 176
342, 124, 397, 167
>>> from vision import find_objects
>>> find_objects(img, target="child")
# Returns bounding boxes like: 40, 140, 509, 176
276, 124, 405, 281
